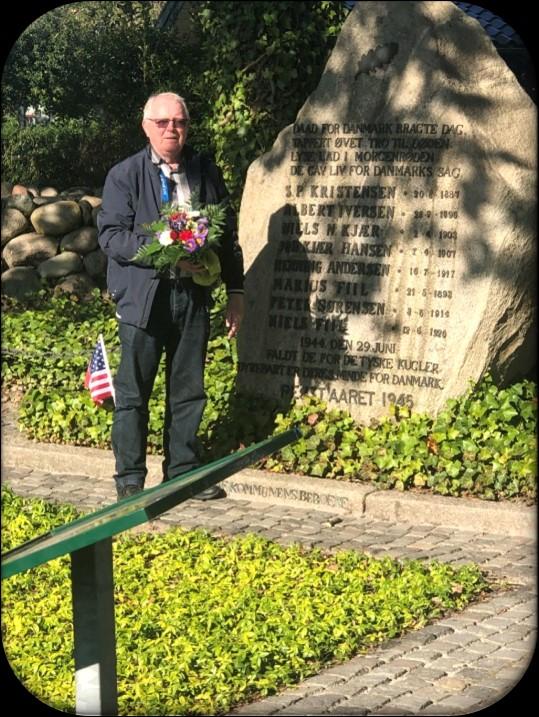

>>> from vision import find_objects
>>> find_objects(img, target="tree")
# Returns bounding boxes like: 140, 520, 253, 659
2, 1, 346, 195
1, 1, 186, 122
191, 1, 347, 203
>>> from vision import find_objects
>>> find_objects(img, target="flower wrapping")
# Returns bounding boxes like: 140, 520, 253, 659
131, 198, 226, 286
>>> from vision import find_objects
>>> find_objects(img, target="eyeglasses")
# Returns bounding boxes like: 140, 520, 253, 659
147, 118, 189, 129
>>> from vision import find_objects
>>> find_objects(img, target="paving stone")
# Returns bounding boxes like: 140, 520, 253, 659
454, 666, 492, 681
409, 648, 444, 662
260, 529, 286, 541
276, 693, 344, 714
412, 667, 448, 681
300, 673, 347, 690
426, 656, 467, 673
386, 695, 433, 713
436, 676, 470, 692
494, 646, 535, 661
418, 704, 454, 715
466, 623, 500, 637
366, 683, 412, 701
440, 632, 481, 648
230, 696, 290, 715
330, 693, 391, 713
461, 684, 500, 702
465, 641, 502, 656
10, 483, 39, 495
393, 675, 433, 691
325, 663, 372, 680
422, 639, 461, 657
343, 673, 391, 695
498, 627, 536, 643
373, 663, 411, 680
369, 706, 415, 716
382, 657, 422, 673
435, 693, 485, 711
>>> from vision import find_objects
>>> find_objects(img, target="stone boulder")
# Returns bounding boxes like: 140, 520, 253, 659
61, 186, 94, 201
38, 251, 84, 279
12, 185, 30, 196
78, 200, 94, 227
1, 266, 42, 299
3, 232, 59, 268
53, 272, 97, 299
31, 201, 82, 236
5, 194, 35, 218
33, 196, 60, 208
1, 209, 32, 247
83, 248, 108, 277
80, 195, 102, 209
60, 226, 98, 254
237, 0, 536, 421
40, 186, 59, 197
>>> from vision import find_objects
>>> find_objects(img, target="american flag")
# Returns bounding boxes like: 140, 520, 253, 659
85, 334, 115, 405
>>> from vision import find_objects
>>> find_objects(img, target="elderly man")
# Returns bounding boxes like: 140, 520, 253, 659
98, 92, 244, 501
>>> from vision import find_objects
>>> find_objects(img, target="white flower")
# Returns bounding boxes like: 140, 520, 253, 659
188, 210, 200, 219
159, 230, 174, 246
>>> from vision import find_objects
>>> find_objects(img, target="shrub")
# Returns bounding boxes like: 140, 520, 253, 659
263, 379, 537, 502
1, 116, 144, 188
2, 290, 536, 502
193, 1, 347, 206
2, 488, 490, 715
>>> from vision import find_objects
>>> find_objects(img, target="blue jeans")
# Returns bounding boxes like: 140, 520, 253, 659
112, 279, 210, 489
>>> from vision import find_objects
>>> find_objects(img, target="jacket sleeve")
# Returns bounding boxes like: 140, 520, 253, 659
203, 159, 244, 293
97, 164, 151, 264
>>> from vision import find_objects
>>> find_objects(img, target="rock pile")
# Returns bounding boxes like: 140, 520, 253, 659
1, 182, 106, 300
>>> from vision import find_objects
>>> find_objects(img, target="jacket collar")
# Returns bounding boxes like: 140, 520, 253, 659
144, 144, 200, 204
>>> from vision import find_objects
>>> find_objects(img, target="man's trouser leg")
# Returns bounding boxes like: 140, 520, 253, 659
112, 321, 162, 491
162, 281, 210, 481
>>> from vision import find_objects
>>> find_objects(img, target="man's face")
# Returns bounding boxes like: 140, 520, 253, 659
142, 97, 189, 159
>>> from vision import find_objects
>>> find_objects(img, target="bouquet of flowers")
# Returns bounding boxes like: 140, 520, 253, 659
131, 197, 226, 286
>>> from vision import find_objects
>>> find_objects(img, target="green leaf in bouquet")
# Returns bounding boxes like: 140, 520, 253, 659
131, 242, 164, 264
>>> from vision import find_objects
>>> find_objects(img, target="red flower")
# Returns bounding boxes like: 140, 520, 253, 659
170, 230, 180, 241
179, 230, 194, 242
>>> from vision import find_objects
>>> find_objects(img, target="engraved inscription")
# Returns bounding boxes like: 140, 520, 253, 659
239, 119, 467, 412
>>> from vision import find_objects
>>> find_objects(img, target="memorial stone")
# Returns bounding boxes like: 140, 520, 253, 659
237, 0, 536, 422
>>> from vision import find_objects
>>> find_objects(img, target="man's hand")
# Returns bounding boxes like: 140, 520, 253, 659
176, 259, 205, 274
226, 294, 244, 339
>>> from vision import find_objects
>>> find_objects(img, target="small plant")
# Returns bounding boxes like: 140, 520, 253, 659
2, 489, 491, 715
263, 378, 537, 502
2, 290, 536, 502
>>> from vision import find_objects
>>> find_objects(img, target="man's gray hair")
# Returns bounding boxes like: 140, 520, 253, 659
143, 92, 190, 120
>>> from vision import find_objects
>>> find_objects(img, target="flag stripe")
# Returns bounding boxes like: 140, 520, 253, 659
85, 335, 115, 406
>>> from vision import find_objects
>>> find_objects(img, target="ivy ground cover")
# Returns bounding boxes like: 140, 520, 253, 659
2, 290, 536, 502
2, 489, 491, 715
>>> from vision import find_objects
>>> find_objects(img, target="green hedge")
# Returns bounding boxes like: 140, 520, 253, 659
2, 488, 490, 715
2, 2, 347, 206
1, 291, 536, 502
1, 116, 144, 189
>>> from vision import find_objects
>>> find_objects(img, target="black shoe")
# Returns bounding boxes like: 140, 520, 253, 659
116, 484, 143, 501
192, 485, 226, 501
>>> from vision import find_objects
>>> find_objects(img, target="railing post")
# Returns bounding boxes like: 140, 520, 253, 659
70, 538, 118, 716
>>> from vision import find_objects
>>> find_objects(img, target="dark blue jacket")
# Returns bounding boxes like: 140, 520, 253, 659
98, 145, 244, 328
